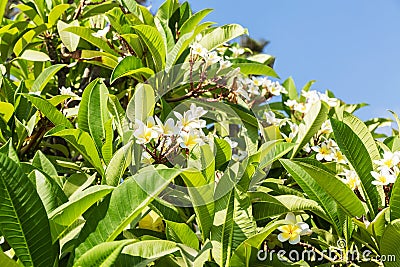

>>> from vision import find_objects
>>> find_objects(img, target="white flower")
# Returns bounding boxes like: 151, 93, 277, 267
373, 151, 400, 169
252, 77, 265, 87
371, 169, 396, 186
60, 86, 80, 100
195, 34, 202, 42
133, 119, 159, 144
219, 59, 232, 70
302, 90, 320, 103
178, 129, 204, 149
278, 213, 311, 245
333, 149, 347, 164
230, 46, 245, 58
319, 120, 332, 135
318, 92, 338, 107
340, 169, 361, 190
174, 104, 207, 131
264, 111, 282, 125
293, 102, 311, 114
269, 81, 287, 96
191, 43, 208, 57
284, 99, 298, 108
204, 51, 221, 67
188, 103, 207, 118
281, 132, 296, 143
312, 143, 334, 161
155, 117, 178, 136
247, 83, 260, 96
303, 143, 312, 153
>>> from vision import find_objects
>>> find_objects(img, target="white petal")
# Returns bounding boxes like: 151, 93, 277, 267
288, 235, 301, 245
277, 233, 289, 242
285, 212, 297, 224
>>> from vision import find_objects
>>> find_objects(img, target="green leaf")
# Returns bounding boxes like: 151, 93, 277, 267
330, 117, 381, 218
133, 25, 166, 72
0, 0, 7, 25
179, 8, 213, 35
232, 62, 278, 78
0, 249, 19, 267
165, 220, 199, 250
102, 118, 114, 164
165, 32, 192, 69
57, 20, 80, 52
50, 129, 105, 176
126, 83, 155, 122
0, 139, 19, 164
74, 240, 133, 267
390, 176, 400, 221
22, 94, 73, 128
78, 79, 110, 152
63, 26, 117, 55
105, 141, 133, 186
74, 166, 181, 260
230, 220, 285, 267
380, 219, 400, 267
31, 64, 67, 92
199, 24, 248, 51
48, 4, 70, 27
0, 102, 14, 122
110, 56, 154, 84
214, 137, 232, 169
211, 163, 257, 266
291, 101, 328, 158
282, 77, 297, 100
19, 50, 51, 62
49, 185, 114, 241
0, 153, 56, 267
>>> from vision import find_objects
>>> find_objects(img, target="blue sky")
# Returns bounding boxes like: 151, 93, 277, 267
149, 0, 400, 121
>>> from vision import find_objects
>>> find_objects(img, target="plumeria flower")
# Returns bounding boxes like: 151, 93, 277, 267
252, 77, 266, 87
204, 51, 221, 67
247, 83, 261, 96
284, 99, 298, 109
325, 139, 338, 150
188, 103, 207, 118
318, 92, 338, 107
269, 81, 287, 96
219, 59, 232, 71
191, 43, 208, 57
371, 169, 396, 186
373, 151, 400, 170
333, 150, 347, 164
319, 120, 333, 135
312, 143, 334, 161
178, 129, 205, 150
195, 33, 203, 42
293, 102, 311, 114
340, 169, 361, 190
155, 117, 178, 136
281, 132, 296, 143
302, 90, 320, 103
60, 86, 81, 100
230, 46, 245, 58
278, 213, 312, 245
303, 143, 312, 153
133, 120, 159, 144
264, 111, 283, 125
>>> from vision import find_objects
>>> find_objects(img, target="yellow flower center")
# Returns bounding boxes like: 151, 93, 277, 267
319, 146, 331, 155
379, 175, 387, 184
384, 159, 393, 168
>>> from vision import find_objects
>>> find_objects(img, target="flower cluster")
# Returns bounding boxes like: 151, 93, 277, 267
133, 104, 208, 164
311, 139, 346, 164
278, 212, 312, 245
284, 90, 338, 114
370, 151, 400, 186
339, 169, 361, 191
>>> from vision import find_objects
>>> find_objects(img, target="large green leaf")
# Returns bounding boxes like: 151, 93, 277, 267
165, 220, 199, 250
330, 117, 381, 218
126, 83, 155, 122
50, 129, 105, 176
179, 8, 213, 35
134, 25, 166, 71
232, 62, 278, 78
380, 219, 400, 267
78, 79, 110, 152
110, 56, 154, 84
30, 64, 67, 92
57, 20, 80, 52
291, 101, 328, 157
199, 24, 248, 51
390, 176, 400, 221
22, 94, 73, 128
73, 240, 132, 267
105, 141, 133, 186
0, 153, 56, 267
49, 185, 114, 241
73, 166, 181, 260
0, 249, 19, 267
211, 162, 257, 266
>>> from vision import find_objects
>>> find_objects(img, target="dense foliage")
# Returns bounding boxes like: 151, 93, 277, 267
1, 0, 400, 266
